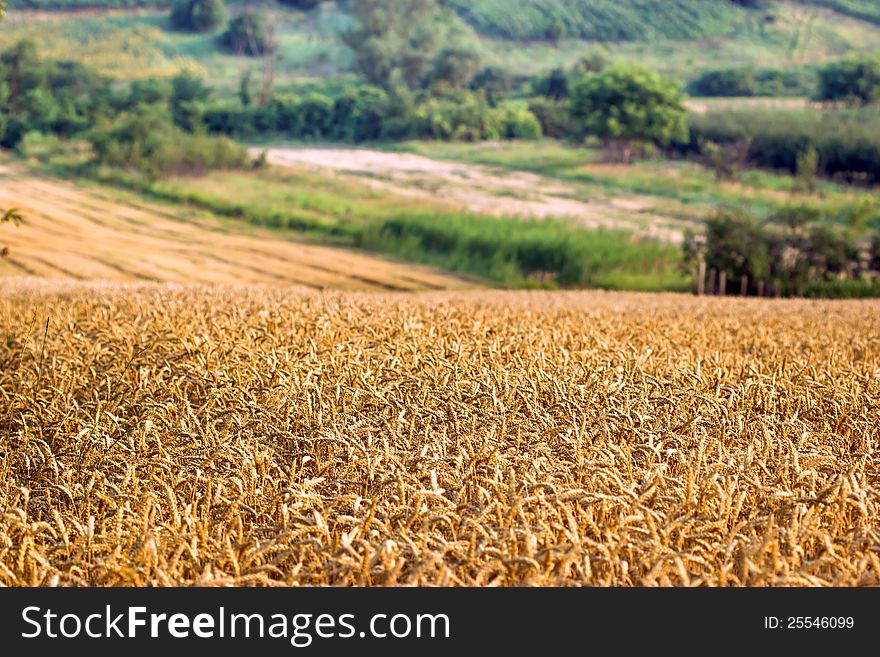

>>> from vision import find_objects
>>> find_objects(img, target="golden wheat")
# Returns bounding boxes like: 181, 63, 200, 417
1, 278, 878, 586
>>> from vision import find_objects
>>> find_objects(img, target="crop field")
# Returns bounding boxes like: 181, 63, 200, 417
0, 280, 877, 586
0, 164, 468, 291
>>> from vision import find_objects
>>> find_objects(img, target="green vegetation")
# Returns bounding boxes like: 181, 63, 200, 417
89, 107, 247, 177
220, 8, 274, 56
170, 0, 227, 33
686, 108, 880, 184
0, 41, 247, 175
688, 65, 817, 97
88, 165, 686, 290
684, 204, 880, 297
343, 0, 478, 93
569, 63, 688, 161
448, 0, 756, 41
801, 0, 880, 24
816, 55, 880, 105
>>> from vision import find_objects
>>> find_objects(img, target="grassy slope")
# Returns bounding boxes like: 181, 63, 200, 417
2, 2, 880, 84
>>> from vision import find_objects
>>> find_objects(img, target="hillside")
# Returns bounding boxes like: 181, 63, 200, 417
1, 1, 880, 84
449, 0, 756, 41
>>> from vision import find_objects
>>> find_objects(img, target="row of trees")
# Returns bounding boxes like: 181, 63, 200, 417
687, 55, 880, 105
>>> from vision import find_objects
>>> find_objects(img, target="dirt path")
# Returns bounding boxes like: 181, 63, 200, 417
256, 147, 688, 243
0, 164, 473, 291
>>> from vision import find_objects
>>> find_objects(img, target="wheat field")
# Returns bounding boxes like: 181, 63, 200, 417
0, 279, 878, 586
0, 165, 469, 291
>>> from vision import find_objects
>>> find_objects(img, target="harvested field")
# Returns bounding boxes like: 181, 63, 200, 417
0, 165, 471, 291
1, 279, 878, 586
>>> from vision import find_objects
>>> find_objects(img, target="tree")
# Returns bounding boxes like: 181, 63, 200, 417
816, 56, 880, 107
343, 0, 476, 93
546, 18, 565, 46
430, 47, 481, 90
795, 145, 819, 194
569, 63, 688, 163
170, 0, 227, 33
170, 72, 211, 130
220, 9, 274, 56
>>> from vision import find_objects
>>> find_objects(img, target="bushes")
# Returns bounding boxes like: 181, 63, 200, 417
170, 0, 226, 32
220, 9, 274, 56
816, 56, 880, 106
688, 66, 816, 98
0, 41, 107, 147
689, 67, 757, 97
684, 205, 880, 297
202, 86, 542, 143
685, 109, 880, 184
526, 98, 572, 139
89, 108, 248, 178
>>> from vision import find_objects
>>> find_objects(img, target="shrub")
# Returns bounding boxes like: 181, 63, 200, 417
527, 98, 572, 139
686, 204, 878, 297
220, 9, 274, 56
570, 63, 688, 161
89, 107, 248, 178
685, 109, 880, 184
816, 56, 880, 106
688, 67, 757, 97
170, 0, 227, 32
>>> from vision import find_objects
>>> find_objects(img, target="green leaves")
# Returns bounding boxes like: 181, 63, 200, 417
569, 63, 688, 154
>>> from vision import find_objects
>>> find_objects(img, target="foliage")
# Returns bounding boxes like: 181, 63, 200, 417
202, 84, 541, 143
816, 56, 880, 106
526, 98, 572, 139
569, 64, 688, 160
88, 106, 248, 177
170, 0, 227, 33
685, 108, 880, 184
689, 67, 757, 97
219, 8, 274, 56
447, 0, 759, 41
0, 40, 108, 148
685, 204, 880, 296
358, 214, 679, 289
342, 0, 478, 93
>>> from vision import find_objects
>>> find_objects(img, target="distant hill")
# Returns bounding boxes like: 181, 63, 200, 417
800, 0, 880, 24
4, 0, 880, 43
448, 0, 763, 42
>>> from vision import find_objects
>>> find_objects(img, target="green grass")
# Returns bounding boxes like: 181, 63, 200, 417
74, 162, 687, 291
393, 139, 877, 220
4, 0, 880, 85
449, 0, 753, 42
801, 0, 880, 24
